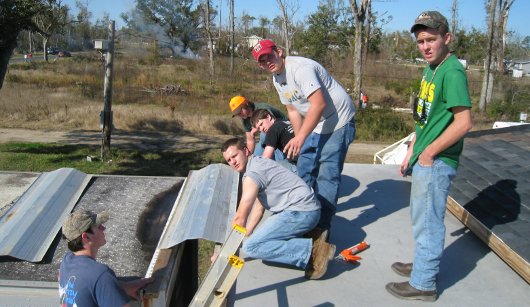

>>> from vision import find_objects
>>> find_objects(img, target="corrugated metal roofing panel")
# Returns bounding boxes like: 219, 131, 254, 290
0, 168, 92, 262
157, 164, 239, 249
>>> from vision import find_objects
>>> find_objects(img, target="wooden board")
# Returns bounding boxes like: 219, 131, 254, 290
447, 196, 530, 284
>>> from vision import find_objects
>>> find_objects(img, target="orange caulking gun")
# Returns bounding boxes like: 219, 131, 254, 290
336, 241, 369, 263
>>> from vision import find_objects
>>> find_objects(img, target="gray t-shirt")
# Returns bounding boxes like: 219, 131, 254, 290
244, 155, 320, 212
273, 56, 355, 134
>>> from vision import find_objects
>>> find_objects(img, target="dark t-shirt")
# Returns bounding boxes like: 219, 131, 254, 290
263, 120, 296, 162
59, 252, 130, 307
241, 102, 287, 132
263, 121, 294, 152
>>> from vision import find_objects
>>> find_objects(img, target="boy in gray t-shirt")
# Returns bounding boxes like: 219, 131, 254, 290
221, 138, 335, 280
251, 39, 356, 241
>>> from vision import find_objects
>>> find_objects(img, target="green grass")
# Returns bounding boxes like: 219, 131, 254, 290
198, 240, 216, 283
356, 107, 414, 142
0, 142, 225, 176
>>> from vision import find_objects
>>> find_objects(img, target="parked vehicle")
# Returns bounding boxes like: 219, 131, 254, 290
47, 47, 59, 55
58, 51, 71, 57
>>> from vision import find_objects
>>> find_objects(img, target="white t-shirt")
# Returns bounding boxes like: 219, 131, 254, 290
273, 56, 355, 134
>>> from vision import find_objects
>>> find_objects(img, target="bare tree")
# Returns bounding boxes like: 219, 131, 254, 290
362, 1, 372, 65
479, 0, 498, 112
451, 0, 458, 35
276, 0, 290, 55
348, 0, 371, 110
276, 0, 299, 56
218, 0, 222, 38
204, 0, 214, 86
496, 0, 515, 73
229, 0, 234, 74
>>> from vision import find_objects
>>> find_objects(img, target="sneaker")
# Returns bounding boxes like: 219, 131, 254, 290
305, 241, 336, 280
385, 281, 437, 302
391, 262, 412, 277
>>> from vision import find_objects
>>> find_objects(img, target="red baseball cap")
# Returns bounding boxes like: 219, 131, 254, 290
252, 39, 276, 61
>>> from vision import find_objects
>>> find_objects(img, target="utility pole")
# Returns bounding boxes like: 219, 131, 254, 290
229, 0, 234, 75
101, 20, 115, 159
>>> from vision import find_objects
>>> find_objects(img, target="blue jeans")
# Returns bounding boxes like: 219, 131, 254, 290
255, 132, 285, 161
297, 118, 356, 229
409, 159, 456, 291
242, 209, 319, 268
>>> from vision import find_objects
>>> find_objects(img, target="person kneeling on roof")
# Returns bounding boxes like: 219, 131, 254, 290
221, 137, 335, 279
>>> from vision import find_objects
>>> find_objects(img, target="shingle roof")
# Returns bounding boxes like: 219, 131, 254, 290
449, 124, 530, 280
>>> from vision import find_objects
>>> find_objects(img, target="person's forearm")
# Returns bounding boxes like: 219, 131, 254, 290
245, 201, 265, 235
287, 106, 303, 135
120, 277, 154, 300
298, 105, 323, 140
262, 146, 275, 159
245, 131, 256, 153
299, 89, 326, 140
232, 178, 259, 227
400, 133, 416, 176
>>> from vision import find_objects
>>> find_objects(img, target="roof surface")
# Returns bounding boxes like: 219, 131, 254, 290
451, 125, 530, 275
232, 164, 530, 306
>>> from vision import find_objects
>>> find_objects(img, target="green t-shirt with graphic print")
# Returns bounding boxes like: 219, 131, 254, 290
410, 54, 472, 170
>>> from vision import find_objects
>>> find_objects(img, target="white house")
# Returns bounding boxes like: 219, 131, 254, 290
512, 59, 530, 77
244, 35, 263, 49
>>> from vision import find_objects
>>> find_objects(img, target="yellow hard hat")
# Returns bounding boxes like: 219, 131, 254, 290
229, 95, 247, 116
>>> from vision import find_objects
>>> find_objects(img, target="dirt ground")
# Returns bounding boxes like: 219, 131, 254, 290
0, 128, 390, 163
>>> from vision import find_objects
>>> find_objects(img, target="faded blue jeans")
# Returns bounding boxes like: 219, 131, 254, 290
297, 117, 356, 229
242, 209, 319, 269
409, 159, 456, 291
255, 132, 286, 161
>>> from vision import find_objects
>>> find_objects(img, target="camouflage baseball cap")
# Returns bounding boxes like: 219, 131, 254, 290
410, 11, 449, 33
62, 210, 109, 241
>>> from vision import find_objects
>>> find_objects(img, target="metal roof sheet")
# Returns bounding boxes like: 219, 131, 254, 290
157, 164, 239, 249
0, 168, 91, 262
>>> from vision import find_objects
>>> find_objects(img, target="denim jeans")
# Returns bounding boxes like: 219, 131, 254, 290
255, 132, 286, 161
409, 159, 456, 291
297, 117, 356, 229
242, 209, 319, 269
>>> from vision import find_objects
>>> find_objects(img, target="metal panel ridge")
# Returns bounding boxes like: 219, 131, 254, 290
0, 168, 92, 262
157, 164, 239, 249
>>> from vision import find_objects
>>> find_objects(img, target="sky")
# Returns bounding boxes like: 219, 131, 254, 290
63, 0, 530, 38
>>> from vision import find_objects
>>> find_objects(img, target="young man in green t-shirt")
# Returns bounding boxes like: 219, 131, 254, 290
385, 11, 473, 302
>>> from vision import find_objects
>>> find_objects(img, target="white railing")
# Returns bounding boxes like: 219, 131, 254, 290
373, 133, 415, 165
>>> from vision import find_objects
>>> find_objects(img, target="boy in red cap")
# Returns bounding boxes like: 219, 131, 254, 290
251, 39, 356, 244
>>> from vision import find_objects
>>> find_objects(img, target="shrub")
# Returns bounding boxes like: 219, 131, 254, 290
355, 108, 413, 142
